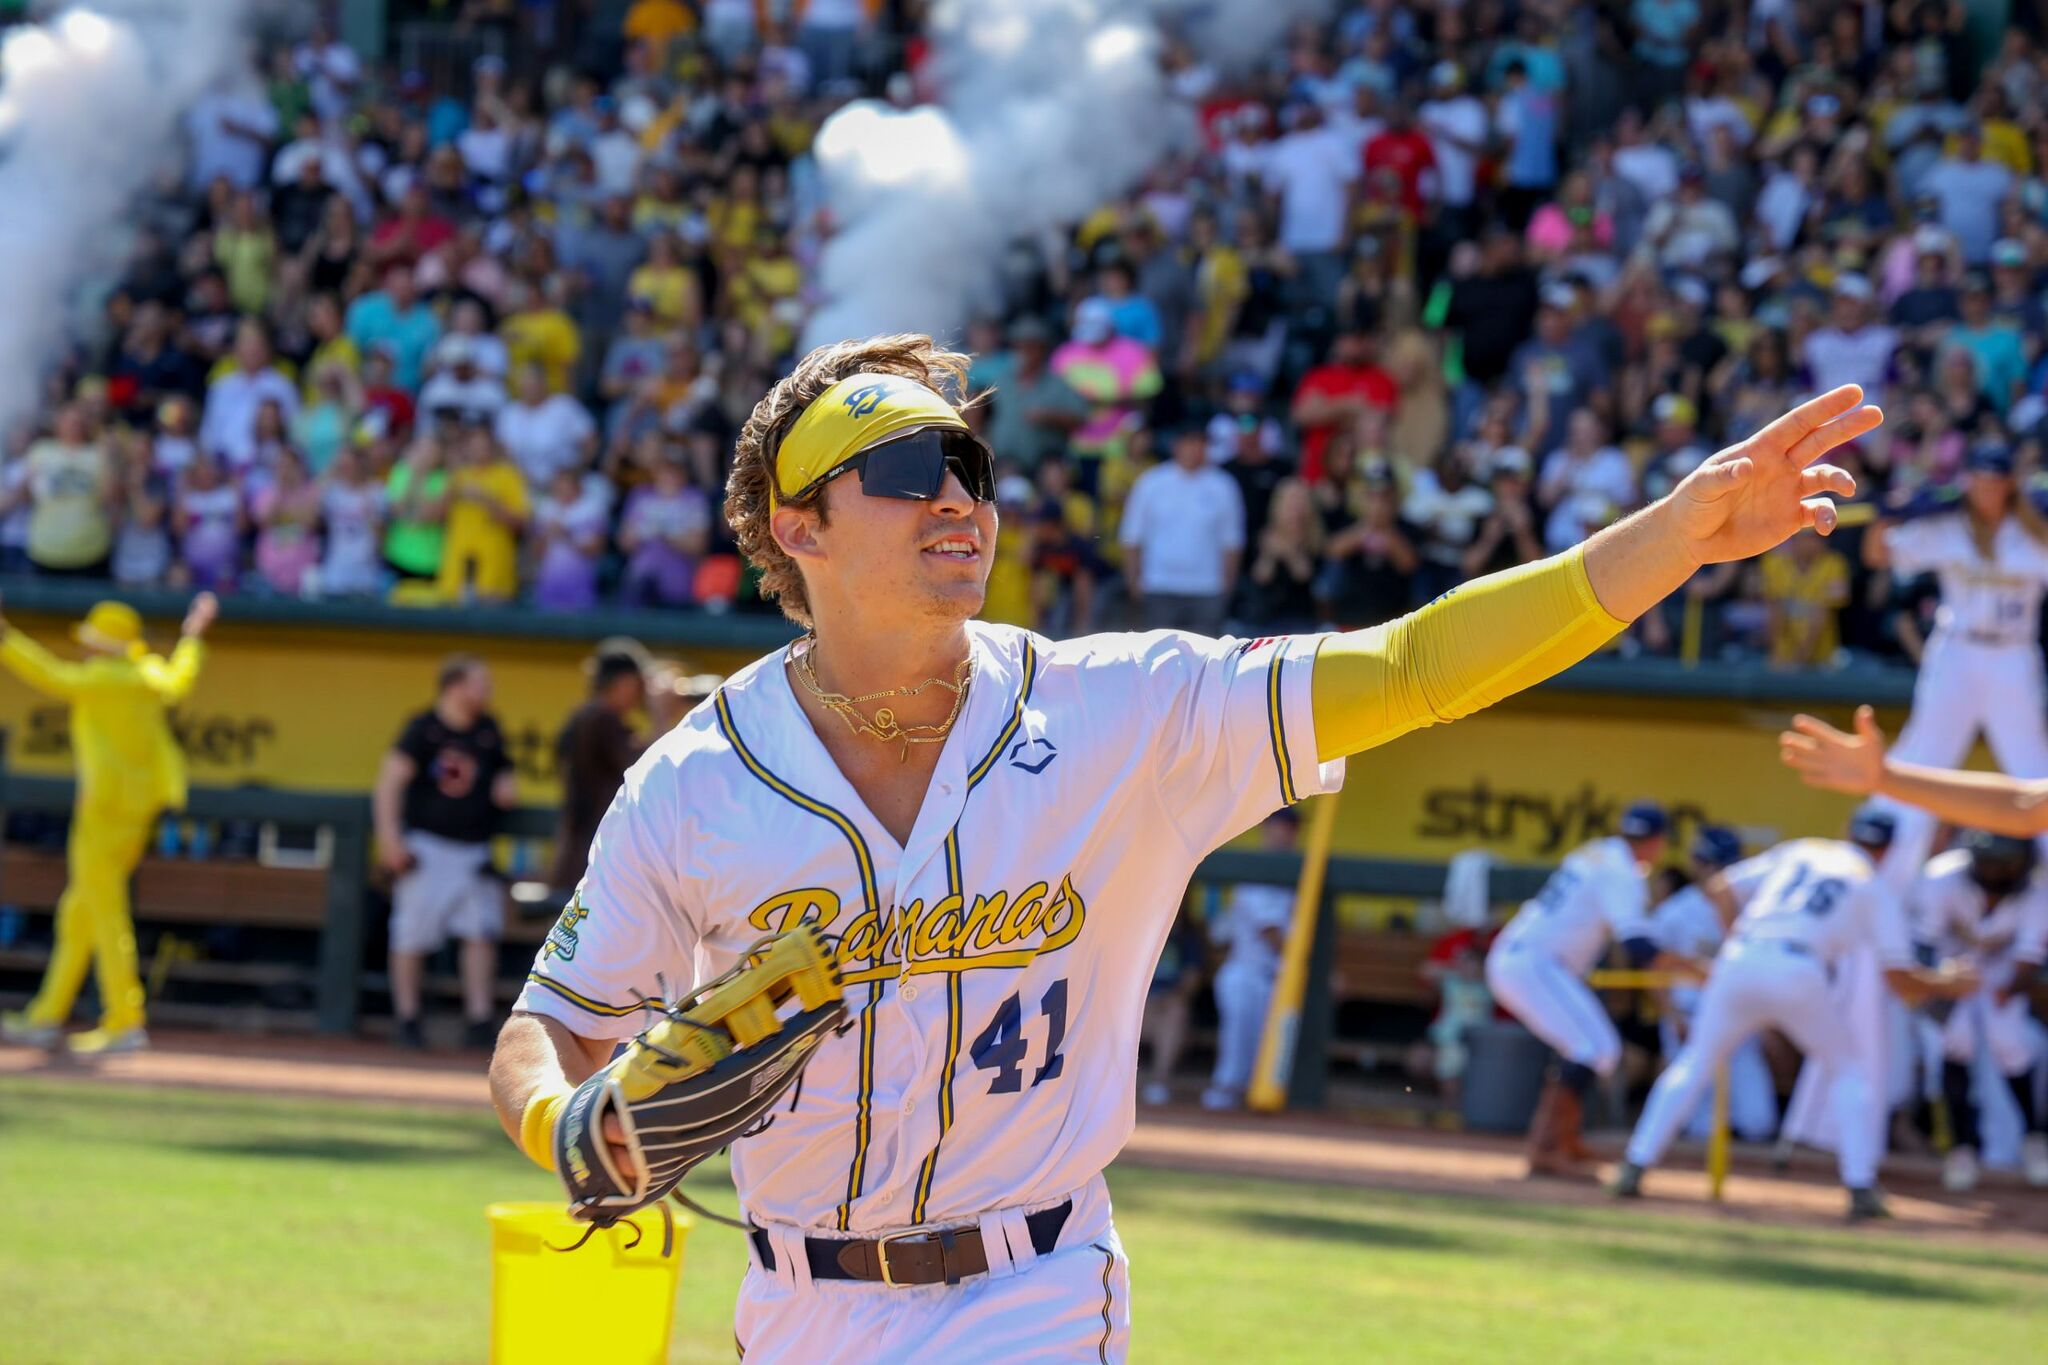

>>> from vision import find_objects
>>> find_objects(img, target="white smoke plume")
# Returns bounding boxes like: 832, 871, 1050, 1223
0, 1, 262, 436
803, 0, 1332, 349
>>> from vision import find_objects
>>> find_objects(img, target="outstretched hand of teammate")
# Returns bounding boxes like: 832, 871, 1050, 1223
1664, 384, 1878, 564
1780, 705, 1885, 796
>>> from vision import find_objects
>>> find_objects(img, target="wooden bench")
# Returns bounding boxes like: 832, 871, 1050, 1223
1332, 930, 1437, 1009
1, 847, 328, 929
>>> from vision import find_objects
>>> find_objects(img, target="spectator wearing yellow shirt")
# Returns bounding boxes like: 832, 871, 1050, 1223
727, 226, 803, 356
706, 163, 765, 253
300, 293, 361, 403
626, 230, 702, 327
437, 426, 530, 603
213, 190, 276, 317
498, 276, 582, 394
1761, 530, 1850, 669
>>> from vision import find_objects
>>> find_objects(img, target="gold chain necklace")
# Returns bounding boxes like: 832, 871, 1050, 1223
791, 636, 973, 761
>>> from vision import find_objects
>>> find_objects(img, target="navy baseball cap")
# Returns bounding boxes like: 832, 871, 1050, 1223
1619, 801, 1668, 840
1848, 803, 1896, 849
1690, 826, 1743, 868
1966, 442, 2015, 475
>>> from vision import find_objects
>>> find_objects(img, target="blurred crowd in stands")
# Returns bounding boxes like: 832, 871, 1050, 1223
7, 1, 2048, 666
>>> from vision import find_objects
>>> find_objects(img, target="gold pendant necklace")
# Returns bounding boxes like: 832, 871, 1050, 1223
791, 636, 973, 761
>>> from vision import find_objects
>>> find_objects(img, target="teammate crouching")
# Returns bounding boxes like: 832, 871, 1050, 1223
1609, 808, 1980, 1220
1486, 802, 1686, 1176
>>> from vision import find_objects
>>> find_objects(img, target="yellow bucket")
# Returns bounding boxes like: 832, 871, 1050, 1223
486, 1201, 689, 1365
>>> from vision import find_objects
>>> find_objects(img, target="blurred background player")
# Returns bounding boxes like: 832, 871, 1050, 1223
1611, 808, 1979, 1220
1916, 830, 2048, 1190
1649, 826, 1779, 1144
1202, 808, 1298, 1112
0, 590, 216, 1055
546, 646, 719, 902
373, 654, 517, 1049
1861, 443, 2048, 871
1486, 801, 1682, 1176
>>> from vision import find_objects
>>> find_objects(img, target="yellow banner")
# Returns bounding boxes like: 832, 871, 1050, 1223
1325, 691, 1918, 862
0, 610, 761, 801
0, 608, 1929, 863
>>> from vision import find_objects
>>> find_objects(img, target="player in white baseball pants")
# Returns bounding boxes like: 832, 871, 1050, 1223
1863, 443, 2048, 872
1486, 803, 1681, 1173
1915, 833, 2048, 1189
1648, 826, 1778, 1143
1203, 809, 1300, 1110
489, 344, 1876, 1360
1611, 812, 1978, 1219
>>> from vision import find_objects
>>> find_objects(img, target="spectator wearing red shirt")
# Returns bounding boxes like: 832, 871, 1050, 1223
359, 349, 417, 439
1363, 101, 1436, 221
1290, 329, 1398, 483
367, 183, 455, 270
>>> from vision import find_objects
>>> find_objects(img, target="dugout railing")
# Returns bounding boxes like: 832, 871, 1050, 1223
0, 768, 1553, 1106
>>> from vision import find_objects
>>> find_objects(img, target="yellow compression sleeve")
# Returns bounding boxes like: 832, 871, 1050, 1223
1311, 546, 1628, 763
518, 1085, 571, 1172
139, 638, 205, 704
0, 628, 89, 700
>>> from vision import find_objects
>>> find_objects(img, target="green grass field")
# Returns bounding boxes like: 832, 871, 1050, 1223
2, 1077, 2044, 1363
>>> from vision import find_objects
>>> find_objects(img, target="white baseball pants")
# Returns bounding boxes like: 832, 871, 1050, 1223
1208, 961, 1276, 1097
1626, 940, 1880, 1187
736, 1187, 1129, 1363
1485, 942, 1622, 1076
1658, 1002, 1779, 1142
1880, 637, 2048, 870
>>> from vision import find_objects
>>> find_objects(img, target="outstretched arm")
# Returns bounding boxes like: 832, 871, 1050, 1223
1312, 387, 1878, 761
1781, 705, 2048, 837
0, 593, 88, 700
138, 595, 217, 704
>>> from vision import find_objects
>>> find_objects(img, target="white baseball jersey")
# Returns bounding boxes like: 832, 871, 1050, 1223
1885, 513, 2048, 647
1913, 849, 2048, 980
1628, 838, 1904, 1188
1720, 839, 1912, 968
1651, 884, 1726, 962
1494, 837, 1651, 976
516, 622, 1341, 1234
1218, 882, 1294, 977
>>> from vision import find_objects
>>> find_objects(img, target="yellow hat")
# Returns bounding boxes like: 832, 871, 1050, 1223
772, 372, 969, 506
73, 601, 146, 658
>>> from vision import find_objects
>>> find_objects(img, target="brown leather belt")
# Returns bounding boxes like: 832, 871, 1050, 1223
749, 1199, 1072, 1287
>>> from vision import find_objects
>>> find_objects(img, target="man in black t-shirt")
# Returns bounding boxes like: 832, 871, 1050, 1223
373, 653, 516, 1049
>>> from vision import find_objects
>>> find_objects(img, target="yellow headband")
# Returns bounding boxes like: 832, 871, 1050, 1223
772, 373, 970, 506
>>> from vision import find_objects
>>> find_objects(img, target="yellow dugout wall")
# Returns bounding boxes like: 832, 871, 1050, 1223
0, 604, 1908, 858
0, 609, 761, 801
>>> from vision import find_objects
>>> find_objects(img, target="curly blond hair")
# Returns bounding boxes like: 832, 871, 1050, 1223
725, 334, 974, 627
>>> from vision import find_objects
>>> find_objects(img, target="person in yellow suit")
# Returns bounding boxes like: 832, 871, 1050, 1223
0, 591, 216, 1056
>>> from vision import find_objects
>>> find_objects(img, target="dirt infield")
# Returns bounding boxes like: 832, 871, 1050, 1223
8, 1030, 2047, 1248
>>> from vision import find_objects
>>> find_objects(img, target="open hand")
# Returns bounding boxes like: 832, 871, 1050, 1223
1664, 385, 1879, 564
182, 591, 219, 639
1780, 705, 1886, 796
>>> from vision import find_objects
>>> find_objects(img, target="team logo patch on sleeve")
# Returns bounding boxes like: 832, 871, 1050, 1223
544, 894, 591, 961
1008, 737, 1057, 773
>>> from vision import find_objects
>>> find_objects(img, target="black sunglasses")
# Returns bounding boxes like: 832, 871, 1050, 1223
790, 427, 996, 504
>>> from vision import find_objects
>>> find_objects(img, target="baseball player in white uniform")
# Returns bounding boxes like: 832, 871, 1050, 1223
1916, 830, 2048, 1190
1863, 443, 2048, 871
486, 337, 1875, 1360
1610, 810, 1978, 1219
1202, 809, 1300, 1111
1649, 826, 1779, 1143
1485, 802, 1677, 1174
